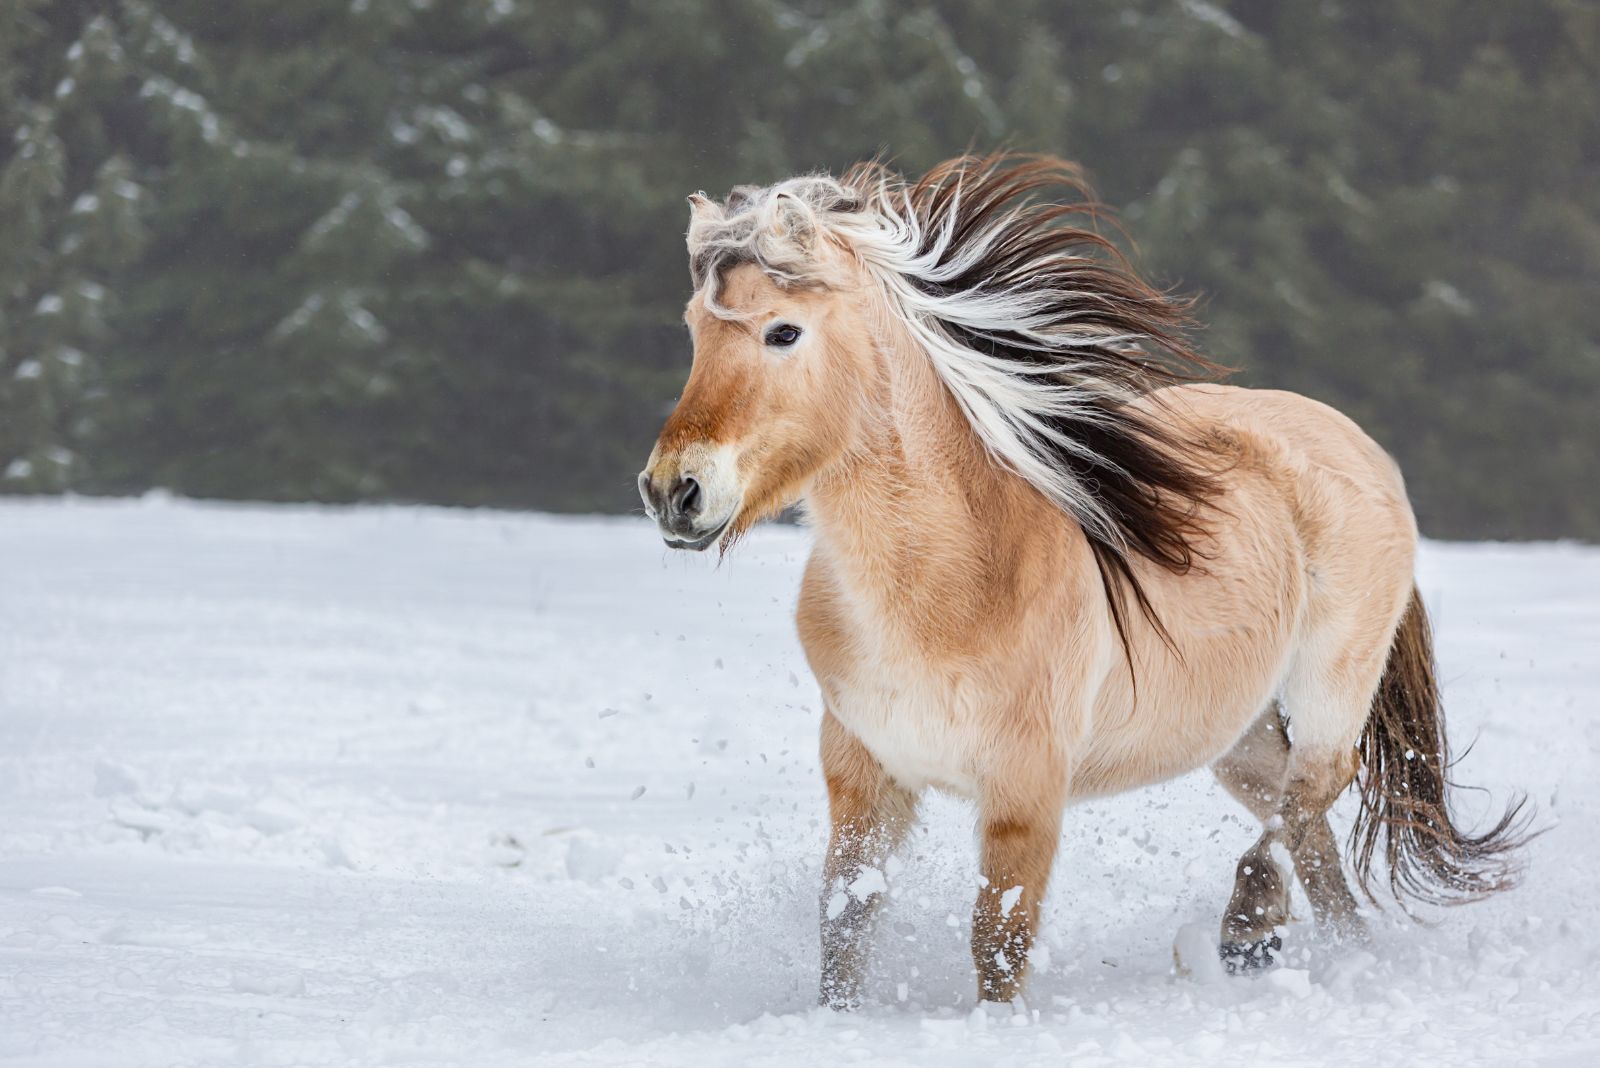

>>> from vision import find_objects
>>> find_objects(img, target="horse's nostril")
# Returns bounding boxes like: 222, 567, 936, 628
670, 475, 702, 518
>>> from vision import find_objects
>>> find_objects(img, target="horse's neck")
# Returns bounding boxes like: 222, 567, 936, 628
804, 324, 1069, 647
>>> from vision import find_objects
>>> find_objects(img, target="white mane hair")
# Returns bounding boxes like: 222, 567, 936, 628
685, 154, 1224, 642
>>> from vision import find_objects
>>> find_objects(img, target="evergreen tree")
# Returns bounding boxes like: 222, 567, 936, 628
94, 0, 425, 500
0, 2, 149, 491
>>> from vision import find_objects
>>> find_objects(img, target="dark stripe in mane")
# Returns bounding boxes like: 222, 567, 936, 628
845, 154, 1230, 658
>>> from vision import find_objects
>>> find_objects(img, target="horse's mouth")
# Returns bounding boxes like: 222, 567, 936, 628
664, 517, 730, 552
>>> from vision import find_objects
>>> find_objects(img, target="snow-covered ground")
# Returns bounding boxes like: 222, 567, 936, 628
1, 497, 1596, 1067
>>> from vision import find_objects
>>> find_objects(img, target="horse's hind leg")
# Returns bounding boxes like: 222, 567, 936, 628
1213, 703, 1366, 969
1213, 706, 1294, 969
1268, 584, 1414, 944
1219, 746, 1367, 969
1214, 527, 1413, 969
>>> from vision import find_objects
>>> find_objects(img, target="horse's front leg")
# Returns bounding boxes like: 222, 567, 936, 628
818, 709, 917, 1010
972, 743, 1066, 1004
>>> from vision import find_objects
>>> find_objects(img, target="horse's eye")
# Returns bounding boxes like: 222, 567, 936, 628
764, 323, 802, 348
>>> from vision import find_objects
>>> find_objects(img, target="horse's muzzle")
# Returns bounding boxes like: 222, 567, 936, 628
638, 469, 727, 550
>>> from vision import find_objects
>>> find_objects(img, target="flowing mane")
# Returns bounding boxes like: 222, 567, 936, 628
686, 153, 1228, 646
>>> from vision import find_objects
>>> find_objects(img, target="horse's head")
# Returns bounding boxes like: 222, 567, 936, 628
639, 182, 874, 551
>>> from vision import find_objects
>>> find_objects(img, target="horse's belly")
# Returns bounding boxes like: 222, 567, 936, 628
831, 676, 982, 796
1073, 639, 1293, 797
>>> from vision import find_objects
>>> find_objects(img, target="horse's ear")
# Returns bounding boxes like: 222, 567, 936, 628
824, 188, 864, 214
767, 190, 816, 246
687, 192, 720, 222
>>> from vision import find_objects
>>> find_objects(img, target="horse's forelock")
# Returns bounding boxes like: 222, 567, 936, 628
687, 175, 869, 311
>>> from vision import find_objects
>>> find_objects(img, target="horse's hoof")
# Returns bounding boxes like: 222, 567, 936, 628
1219, 933, 1282, 974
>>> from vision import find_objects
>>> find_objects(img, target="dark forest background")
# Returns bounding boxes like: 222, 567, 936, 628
2, 0, 1596, 538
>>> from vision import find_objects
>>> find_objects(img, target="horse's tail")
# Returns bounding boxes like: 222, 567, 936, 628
1348, 585, 1534, 907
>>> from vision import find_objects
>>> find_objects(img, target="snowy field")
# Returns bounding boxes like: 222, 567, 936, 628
1, 496, 1597, 1067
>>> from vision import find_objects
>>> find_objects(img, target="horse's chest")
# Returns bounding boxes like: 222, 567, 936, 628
828, 665, 982, 796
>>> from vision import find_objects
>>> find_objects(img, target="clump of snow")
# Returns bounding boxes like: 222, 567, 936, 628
1265, 966, 1314, 999
1171, 920, 1226, 983
998, 884, 1024, 918
849, 866, 888, 902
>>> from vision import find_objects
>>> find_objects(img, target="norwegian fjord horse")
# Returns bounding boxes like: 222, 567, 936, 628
638, 155, 1528, 1007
